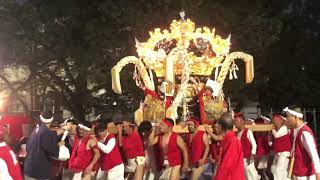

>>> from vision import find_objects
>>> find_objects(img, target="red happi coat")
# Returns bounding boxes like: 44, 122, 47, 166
122, 131, 145, 159
189, 131, 206, 164
254, 132, 271, 157
293, 125, 317, 176
214, 131, 245, 180
240, 128, 252, 159
210, 140, 221, 163
101, 133, 123, 171
272, 128, 292, 153
69, 135, 100, 173
0, 142, 23, 180
158, 132, 182, 167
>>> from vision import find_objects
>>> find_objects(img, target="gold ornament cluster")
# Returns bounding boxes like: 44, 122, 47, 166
135, 18, 232, 77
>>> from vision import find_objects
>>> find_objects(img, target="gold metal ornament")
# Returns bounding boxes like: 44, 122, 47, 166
111, 12, 254, 124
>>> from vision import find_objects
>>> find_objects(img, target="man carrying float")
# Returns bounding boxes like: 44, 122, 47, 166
270, 114, 292, 180
68, 122, 100, 180
185, 119, 210, 180
234, 112, 261, 180
148, 118, 189, 180
284, 106, 320, 180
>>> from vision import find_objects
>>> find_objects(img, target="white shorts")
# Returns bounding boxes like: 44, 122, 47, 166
293, 174, 316, 180
244, 160, 261, 180
257, 155, 269, 169
72, 171, 96, 180
109, 164, 125, 180
159, 166, 172, 180
125, 156, 146, 173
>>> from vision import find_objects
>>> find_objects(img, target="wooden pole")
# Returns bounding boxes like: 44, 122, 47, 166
288, 156, 294, 179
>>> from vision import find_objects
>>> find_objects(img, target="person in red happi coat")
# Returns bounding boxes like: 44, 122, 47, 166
0, 125, 23, 180
284, 105, 320, 180
214, 113, 245, 180
185, 119, 209, 180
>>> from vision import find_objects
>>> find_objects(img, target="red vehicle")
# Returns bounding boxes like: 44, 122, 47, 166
0, 114, 35, 168
0, 114, 34, 143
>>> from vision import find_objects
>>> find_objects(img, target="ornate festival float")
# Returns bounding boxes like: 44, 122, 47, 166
111, 12, 260, 132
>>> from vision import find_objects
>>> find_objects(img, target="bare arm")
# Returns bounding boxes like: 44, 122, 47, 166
87, 139, 100, 168
207, 130, 223, 141
148, 127, 158, 146
177, 135, 189, 168
200, 133, 210, 162
55, 129, 65, 136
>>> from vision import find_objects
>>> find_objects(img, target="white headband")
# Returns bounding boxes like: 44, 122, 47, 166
283, 107, 303, 118
78, 124, 91, 131
261, 115, 271, 122
247, 118, 255, 122
40, 115, 54, 123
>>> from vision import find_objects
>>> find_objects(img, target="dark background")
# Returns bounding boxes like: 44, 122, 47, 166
0, 0, 319, 121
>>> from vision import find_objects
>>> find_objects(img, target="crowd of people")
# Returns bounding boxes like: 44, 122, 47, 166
0, 105, 319, 180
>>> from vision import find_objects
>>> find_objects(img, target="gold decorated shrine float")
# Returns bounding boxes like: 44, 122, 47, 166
111, 12, 271, 132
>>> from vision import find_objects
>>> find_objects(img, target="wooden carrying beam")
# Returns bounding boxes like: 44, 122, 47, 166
101, 123, 274, 135
172, 124, 274, 133
244, 124, 274, 132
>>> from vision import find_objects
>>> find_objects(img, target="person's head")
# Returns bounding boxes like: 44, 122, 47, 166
284, 105, 304, 128
245, 118, 255, 125
272, 114, 286, 129
94, 123, 108, 139
64, 118, 78, 125
50, 122, 60, 129
204, 87, 213, 97
101, 117, 113, 132
122, 115, 135, 135
216, 113, 234, 135
255, 117, 265, 124
91, 114, 102, 127
186, 119, 199, 133
234, 112, 245, 129
76, 121, 92, 138
112, 111, 123, 125
40, 110, 54, 127
159, 118, 174, 134
261, 115, 271, 124
138, 121, 153, 137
